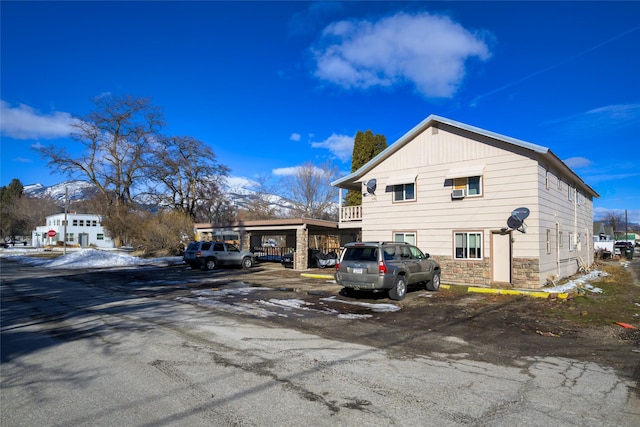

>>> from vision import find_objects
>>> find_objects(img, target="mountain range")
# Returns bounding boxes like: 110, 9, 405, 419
23, 180, 293, 214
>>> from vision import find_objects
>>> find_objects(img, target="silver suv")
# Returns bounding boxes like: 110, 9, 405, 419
183, 241, 255, 270
335, 242, 441, 300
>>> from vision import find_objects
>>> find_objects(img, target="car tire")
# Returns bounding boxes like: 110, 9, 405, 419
389, 275, 407, 301
426, 271, 441, 291
204, 258, 217, 270
242, 257, 253, 269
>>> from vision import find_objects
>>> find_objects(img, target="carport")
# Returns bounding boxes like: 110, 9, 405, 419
193, 218, 361, 270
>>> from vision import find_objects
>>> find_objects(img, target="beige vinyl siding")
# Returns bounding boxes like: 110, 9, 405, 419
359, 124, 543, 259
537, 162, 594, 285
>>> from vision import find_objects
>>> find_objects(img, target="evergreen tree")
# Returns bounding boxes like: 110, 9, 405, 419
346, 130, 387, 206
0, 179, 25, 239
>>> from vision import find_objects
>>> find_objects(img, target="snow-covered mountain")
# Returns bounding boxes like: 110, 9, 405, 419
23, 179, 294, 214
24, 180, 98, 203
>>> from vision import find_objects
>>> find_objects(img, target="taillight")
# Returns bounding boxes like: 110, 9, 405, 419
335, 262, 340, 270
378, 261, 388, 274
197, 251, 201, 257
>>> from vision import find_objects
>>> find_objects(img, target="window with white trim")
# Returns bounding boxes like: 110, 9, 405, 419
559, 231, 564, 247
569, 232, 574, 251
545, 170, 550, 189
393, 232, 416, 245
454, 232, 482, 259
568, 185, 574, 201
557, 177, 562, 190
453, 176, 482, 196
546, 229, 551, 254
392, 183, 415, 202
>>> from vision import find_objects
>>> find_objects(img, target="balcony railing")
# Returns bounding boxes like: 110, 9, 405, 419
339, 205, 362, 222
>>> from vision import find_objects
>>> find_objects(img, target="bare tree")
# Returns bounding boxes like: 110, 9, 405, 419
37, 95, 164, 244
600, 211, 626, 236
146, 135, 229, 220
280, 161, 339, 220
236, 175, 284, 220
41, 95, 164, 206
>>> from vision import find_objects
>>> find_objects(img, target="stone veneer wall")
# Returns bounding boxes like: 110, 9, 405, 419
432, 256, 541, 289
295, 226, 308, 270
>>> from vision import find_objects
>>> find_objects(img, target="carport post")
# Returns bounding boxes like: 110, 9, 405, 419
295, 224, 309, 270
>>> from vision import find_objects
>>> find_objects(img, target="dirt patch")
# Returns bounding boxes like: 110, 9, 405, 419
247, 260, 640, 388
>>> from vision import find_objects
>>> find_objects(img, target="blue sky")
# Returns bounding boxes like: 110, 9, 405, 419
1, 1, 639, 223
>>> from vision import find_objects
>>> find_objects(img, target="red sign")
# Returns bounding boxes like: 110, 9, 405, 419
47, 230, 57, 237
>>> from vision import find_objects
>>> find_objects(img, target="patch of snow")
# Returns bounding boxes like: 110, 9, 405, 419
320, 296, 401, 312
542, 269, 609, 294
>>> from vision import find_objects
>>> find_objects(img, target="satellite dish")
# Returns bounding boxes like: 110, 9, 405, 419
507, 207, 529, 233
511, 207, 530, 221
507, 216, 523, 230
363, 179, 377, 196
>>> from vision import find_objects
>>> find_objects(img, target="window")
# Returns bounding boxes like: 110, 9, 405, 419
393, 232, 416, 245
79, 220, 84, 227
67, 233, 74, 242
97, 234, 104, 240
568, 185, 574, 201
559, 231, 564, 247
557, 177, 562, 190
454, 176, 482, 196
92, 220, 97, 226
546, 229, 551, 254
577, 191, 582, 206
72, 219, 78, 226
569, 232, 574, 251
545, 170, 550, 189
393, 183, 415, 202
455, 232, 482, 259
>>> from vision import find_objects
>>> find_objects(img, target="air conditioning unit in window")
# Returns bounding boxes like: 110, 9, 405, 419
451, 189, 466, 199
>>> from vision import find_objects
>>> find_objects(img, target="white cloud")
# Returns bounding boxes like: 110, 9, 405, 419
310, 133, 354, 162
0, 100, 77, 140
563, 157, 593, 169
290, 133, 301, 141
312, 11, 490, 98
272, 166, 300, 177
272, 164, 332, 177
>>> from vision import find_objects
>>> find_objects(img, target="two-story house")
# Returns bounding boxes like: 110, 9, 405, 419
332, 115, 599, 289
33, 213, 115, 249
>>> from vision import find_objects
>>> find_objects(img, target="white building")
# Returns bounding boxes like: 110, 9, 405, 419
32, 213, 115, 249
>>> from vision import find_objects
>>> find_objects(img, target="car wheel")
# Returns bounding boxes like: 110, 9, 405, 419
204, 258, 217, 270
242, 257, 253, 269
389, 275, 407, 301
426, 271, 441, 291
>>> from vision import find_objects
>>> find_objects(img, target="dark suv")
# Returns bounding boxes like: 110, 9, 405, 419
183, 241, 255, 270
335, 242, 441, 300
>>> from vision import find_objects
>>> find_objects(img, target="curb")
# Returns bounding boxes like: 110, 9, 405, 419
301, 273, 334, 280
299, 273, 566, 299
467, 286, 570, 299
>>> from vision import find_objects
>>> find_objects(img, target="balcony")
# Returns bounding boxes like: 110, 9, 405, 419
339, 205, 362, 222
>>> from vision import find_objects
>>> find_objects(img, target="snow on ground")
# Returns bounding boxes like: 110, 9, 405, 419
0, 247, 182, 269
542, 269, 609, 294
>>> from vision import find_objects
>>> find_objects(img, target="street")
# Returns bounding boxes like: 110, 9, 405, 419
1, 258, 639, 426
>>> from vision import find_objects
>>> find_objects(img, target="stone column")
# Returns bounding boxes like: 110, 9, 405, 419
295, 225, 309, 270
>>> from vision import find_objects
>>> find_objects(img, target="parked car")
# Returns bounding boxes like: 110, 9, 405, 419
281, 249, 321, 269
335, 241, 441, 300
183, 241, 255, 270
